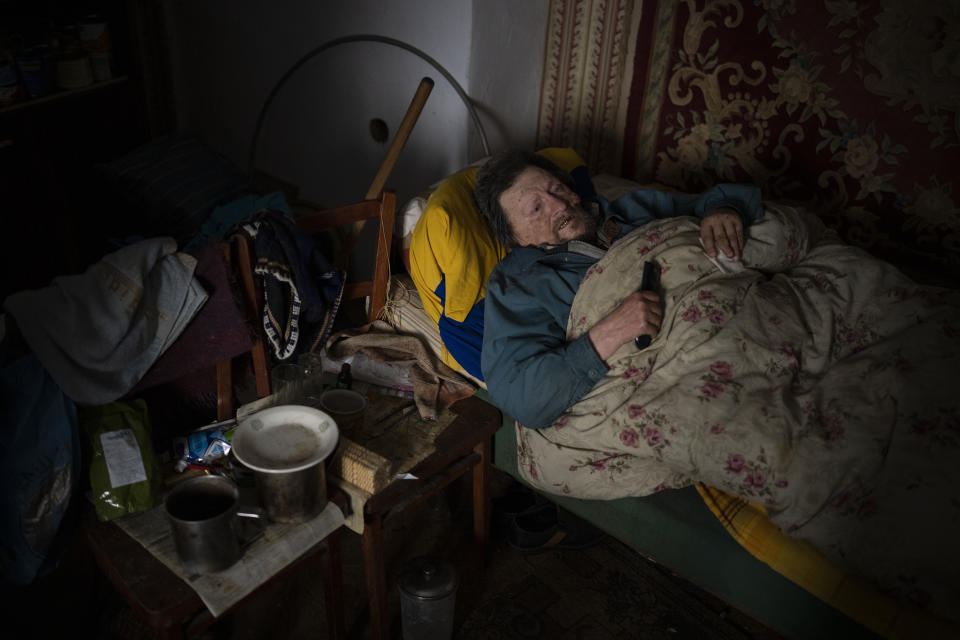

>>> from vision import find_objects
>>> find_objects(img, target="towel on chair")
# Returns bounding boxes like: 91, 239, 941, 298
325, 320, 475, 420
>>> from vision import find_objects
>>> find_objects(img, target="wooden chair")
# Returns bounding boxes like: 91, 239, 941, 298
226, 189, 506, 640
216, 190, 396, 419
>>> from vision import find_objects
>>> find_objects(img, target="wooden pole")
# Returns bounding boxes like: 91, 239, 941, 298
336, 77, 434, 271
365, 76, 434, 201
347, 77, 434, 238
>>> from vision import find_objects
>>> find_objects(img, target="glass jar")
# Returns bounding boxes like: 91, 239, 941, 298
397, 555, 458, 640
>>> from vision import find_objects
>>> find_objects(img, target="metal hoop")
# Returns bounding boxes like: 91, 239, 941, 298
248, 34, 490, 173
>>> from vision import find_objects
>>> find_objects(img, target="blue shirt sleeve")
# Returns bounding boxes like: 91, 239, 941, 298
481, 252, 606, 429
600, 183, 764, 240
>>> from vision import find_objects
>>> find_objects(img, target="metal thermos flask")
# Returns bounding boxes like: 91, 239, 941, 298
397, 555, 458, 640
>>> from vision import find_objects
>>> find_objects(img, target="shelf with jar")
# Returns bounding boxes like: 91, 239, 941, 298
0, 1, 155, 299
0, 14, 120, 113
0, 75, 129, 114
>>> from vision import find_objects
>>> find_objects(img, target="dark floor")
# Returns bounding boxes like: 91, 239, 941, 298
6, 467, 789, 640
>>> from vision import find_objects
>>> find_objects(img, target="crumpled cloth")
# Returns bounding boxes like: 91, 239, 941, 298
325, 321, 475, 420
3, 237, 207, 406
238, 210, 343, 361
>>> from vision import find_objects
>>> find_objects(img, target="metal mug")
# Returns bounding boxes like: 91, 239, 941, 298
164, 475, 265, 574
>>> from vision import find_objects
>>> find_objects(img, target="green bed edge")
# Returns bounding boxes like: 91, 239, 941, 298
479, 389, 878, 640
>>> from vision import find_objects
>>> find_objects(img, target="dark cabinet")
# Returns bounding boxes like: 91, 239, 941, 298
1, 79, 150, 299
1, 0, 153, 299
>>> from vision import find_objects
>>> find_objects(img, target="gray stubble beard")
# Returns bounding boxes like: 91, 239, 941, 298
536, 202, 601, 249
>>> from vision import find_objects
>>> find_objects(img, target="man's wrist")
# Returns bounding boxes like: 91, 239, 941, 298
704, 206, 742, 219
588, 323, 630, 361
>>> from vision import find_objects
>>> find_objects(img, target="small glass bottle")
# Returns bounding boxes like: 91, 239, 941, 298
337, 363, 353, 390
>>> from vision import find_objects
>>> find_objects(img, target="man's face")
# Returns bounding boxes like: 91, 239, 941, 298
499, 167, 593, 247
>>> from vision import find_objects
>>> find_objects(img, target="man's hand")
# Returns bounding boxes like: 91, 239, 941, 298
701, 208, 745, 261
588, 291, 663, 361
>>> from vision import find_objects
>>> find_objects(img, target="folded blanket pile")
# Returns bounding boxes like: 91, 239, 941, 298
4, 237, 208, 405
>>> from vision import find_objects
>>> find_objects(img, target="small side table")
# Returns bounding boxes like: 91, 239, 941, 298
357, 394, 502, 640
83, 492, 348, 639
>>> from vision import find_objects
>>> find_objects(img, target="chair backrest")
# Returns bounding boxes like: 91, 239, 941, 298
217, 190, 396, 419
291, 190, 396, 323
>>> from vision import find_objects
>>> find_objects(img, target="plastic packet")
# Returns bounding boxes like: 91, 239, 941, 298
81, 399, 163, 522
172, 419, 235, 472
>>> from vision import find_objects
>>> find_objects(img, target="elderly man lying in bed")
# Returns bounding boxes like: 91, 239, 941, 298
476, 150, 764, 428
475, 149, 960, 623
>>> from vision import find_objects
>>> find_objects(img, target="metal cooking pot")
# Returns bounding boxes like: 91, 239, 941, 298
231, 405, 339, 523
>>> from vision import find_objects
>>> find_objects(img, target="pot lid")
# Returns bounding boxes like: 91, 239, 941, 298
397, 555, 458, 600
232, 405, 338, 473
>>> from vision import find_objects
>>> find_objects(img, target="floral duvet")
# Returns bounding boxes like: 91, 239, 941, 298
516, 204, 960, 619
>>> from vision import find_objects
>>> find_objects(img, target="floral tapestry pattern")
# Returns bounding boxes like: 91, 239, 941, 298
625, 0, 960, 275
539, 0, 960, 276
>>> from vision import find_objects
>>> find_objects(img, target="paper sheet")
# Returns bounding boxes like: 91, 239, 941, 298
115, 500, 344, 617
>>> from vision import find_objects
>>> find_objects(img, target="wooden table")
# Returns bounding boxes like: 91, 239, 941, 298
85, 393, 501, 640
356, 394, 502, 640
84, 492, 348, 639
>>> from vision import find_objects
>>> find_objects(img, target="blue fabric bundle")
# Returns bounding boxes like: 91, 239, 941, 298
0, 352, 80, 585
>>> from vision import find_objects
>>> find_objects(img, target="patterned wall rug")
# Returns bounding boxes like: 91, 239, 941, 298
538, 0, 960, 277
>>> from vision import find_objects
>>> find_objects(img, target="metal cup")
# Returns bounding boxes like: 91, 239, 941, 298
164, 475, 265, 574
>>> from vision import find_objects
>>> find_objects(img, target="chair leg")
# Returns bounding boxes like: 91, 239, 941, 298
215, 360, 233, 421
472, 439, 490, 569
250, 337, 271, 398
321, 529, 346, 640
362, 512, 389, 640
